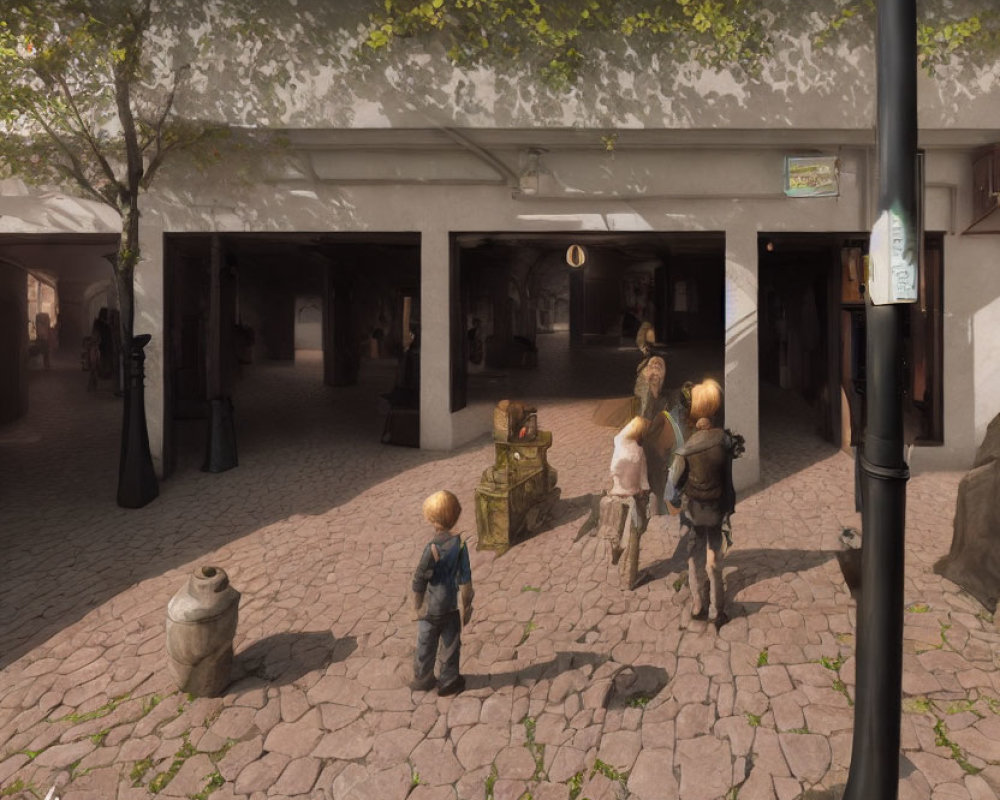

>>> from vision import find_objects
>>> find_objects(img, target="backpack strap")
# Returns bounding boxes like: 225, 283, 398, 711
430, 543, 440, 562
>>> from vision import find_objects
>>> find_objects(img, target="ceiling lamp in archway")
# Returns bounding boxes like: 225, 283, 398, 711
566, 244, 586, 268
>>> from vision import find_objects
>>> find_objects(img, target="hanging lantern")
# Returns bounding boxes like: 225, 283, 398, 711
566, 244, 586, 268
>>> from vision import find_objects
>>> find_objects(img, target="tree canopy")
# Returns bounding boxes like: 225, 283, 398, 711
363, 0, 1000, 87
0, 0, 286, 215
2, 0, 998, 217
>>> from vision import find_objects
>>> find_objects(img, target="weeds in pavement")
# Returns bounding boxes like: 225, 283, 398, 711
933, 718, 981, 775
522, 716, 547, 781
484, 763, 498, 800
590, 757, 628, 791
54, 693, 131, 724
518, 618, 538, 646
147, 736, 196, 793
191, 772, 225, 800
130, 757, 155, 786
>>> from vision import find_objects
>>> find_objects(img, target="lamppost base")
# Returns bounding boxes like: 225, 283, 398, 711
117, 333, 159, 509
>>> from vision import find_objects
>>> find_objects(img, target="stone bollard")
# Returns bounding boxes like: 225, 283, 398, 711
166, 566, 241, 697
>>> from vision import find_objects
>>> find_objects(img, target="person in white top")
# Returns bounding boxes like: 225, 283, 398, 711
602, 416, 652, 589
610, 416, 650, 496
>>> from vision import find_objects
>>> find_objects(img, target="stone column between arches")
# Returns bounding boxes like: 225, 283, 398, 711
420, 228, 452, 450
725, 226, 761, 492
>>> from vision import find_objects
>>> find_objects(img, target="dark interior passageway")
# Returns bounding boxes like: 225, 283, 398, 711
757, 234, 846, 453
0, 232, 122, 439
163, 233, 420, 477
757, 230, 943, 476
451, 231, 726, 418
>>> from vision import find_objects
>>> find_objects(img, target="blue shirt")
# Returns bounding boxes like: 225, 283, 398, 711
412, 533, 472, 617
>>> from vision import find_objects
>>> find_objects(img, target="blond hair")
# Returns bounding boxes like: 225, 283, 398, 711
422, 490, 462, 530
689, 378, 723, 424
622, 416, 650, 443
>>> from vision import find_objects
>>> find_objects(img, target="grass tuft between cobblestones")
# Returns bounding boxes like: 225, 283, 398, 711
933, 718, 981, 775
484, 763, 498, 800
521, 716, 547, 781
191, 771, 225, 800
54, 692, 131, 724
145, 735, 197, 793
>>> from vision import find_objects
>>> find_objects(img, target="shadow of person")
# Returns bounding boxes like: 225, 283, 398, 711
723, 548, 840, 599
643, 528, 694, 582
229, 631, 355, 688
644, 541, 842, 610
464, 650, 607, 692
465, 653, 671, 712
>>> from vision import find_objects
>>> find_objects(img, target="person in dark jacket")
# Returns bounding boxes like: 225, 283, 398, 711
411, 490, 474, 695
668, 379, 740, 629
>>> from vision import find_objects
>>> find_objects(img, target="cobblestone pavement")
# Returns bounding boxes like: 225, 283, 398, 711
1, 340, 997, 800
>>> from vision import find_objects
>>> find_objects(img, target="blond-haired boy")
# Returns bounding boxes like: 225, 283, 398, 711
410, 490, 474, 695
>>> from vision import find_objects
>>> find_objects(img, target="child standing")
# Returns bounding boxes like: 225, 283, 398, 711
411, 490, 474, 695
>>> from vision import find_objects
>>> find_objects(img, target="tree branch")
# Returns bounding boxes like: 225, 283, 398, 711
24, 104, 117, 209
139, 134, 193, 190
113, 0, 153, 202
138, 64, 189, 187
53, 72, 120, 188
52, 162, 117, 207
140, 64, 188, 151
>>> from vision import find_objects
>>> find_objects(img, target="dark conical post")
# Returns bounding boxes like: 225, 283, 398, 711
117, 333, 160, 508
843, 1, 917, 798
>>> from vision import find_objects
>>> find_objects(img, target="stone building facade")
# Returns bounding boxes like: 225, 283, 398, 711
1, 2, 999, 492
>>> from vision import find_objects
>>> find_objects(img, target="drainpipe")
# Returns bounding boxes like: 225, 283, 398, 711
843, 1, 916, 799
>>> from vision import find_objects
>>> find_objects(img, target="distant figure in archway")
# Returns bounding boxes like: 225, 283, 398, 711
87, 308, 112, 390
34, 312, 51, 369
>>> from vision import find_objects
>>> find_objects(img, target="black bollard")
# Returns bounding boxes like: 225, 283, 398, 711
203, 396, 238, 473
117, 333, 160, 508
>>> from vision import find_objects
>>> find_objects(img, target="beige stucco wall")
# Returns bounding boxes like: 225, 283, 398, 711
2, 136, 996, 490
174, 0, 1000, 134
141, 144, 865, 489
136, 138, 1000, 489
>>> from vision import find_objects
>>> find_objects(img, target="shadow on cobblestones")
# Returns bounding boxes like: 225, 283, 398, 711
466, 650, 607, 691
232, 631, 351, 686
723, 548, 839, 595
605, 664, 670, 709
0, 353, 496, 669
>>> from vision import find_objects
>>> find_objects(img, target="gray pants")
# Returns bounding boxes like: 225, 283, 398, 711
687, 525, 725, 620
414, 611, 462, 687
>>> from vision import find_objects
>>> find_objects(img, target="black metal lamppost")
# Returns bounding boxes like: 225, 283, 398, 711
843, 0, 918, 798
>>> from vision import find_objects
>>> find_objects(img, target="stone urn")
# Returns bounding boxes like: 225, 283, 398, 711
166, 566, 241, 697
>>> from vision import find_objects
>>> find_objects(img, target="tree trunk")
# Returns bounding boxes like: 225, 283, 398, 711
113, 197, 159, 508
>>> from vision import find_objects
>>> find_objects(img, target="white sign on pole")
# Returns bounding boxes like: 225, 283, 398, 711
868, 209, 918, 305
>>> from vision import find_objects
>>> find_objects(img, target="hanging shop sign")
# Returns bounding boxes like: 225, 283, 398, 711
784, 156, 840, 198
